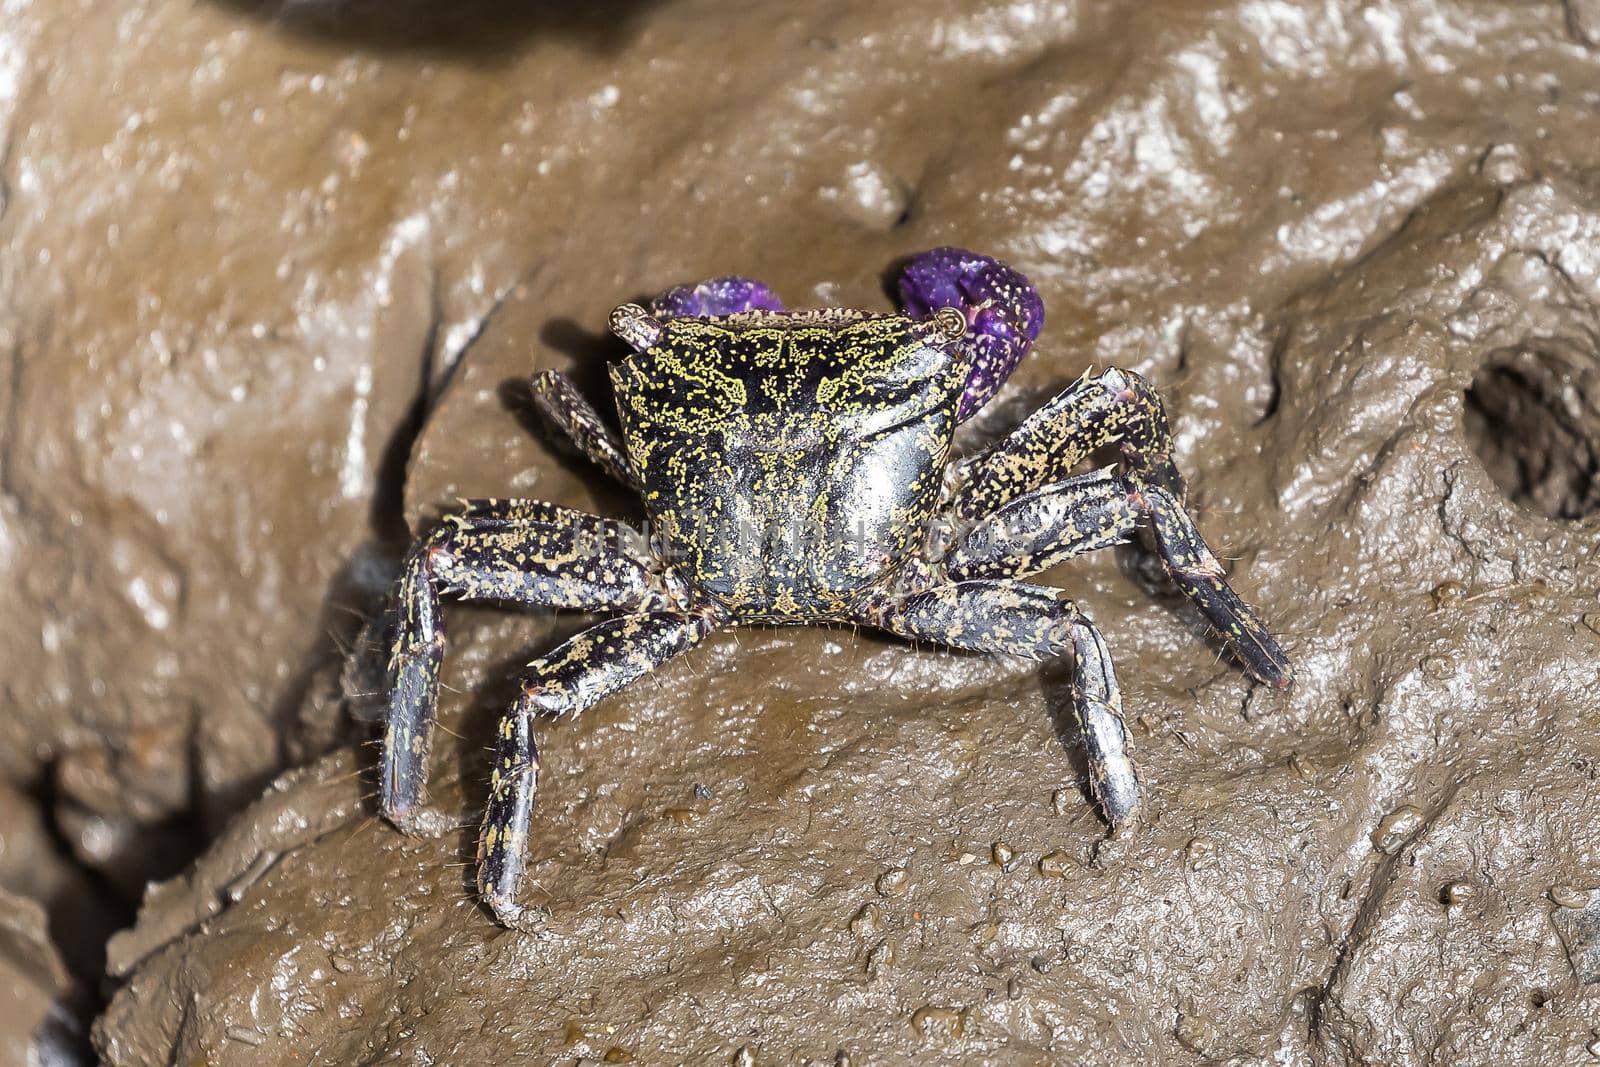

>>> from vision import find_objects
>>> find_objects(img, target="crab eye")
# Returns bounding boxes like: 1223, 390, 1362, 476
933, 306, 967, 342
609, 303, 664, 352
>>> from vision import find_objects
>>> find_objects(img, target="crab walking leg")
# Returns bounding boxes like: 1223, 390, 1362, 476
946, 368, 1292, 687
478, 609, 721, 925
861, 581, 1141, 828
949, 367, 1183, 522
1137, 484, 1292, 687
382, 503, 671, 833
944, 467, 1139, 581
530, 370, 640, 491
941, 469, 1292, 687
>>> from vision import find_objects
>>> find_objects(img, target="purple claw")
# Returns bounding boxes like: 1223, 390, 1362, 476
650, 276, 784, 319
898, 246, 1044, 422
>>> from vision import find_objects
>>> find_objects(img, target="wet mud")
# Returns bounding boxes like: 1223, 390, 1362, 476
0, 0, 1598, 1063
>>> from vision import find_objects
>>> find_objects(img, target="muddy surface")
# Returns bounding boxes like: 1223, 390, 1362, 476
0, 0, 1598, 1063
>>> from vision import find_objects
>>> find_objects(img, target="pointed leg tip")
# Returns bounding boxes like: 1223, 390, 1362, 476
1242, 644, 1294, 690
483, 893, 524, 928
1104, 798, 1144, 835
1096, 774, 1144, 833
379, 796, 419, 834
383, 803, 454, 839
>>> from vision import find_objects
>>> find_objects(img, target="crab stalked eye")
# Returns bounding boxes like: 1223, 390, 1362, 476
932, 306, 967, 342
609, 303, 664, 353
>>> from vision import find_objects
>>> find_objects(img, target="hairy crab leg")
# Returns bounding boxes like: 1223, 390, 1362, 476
944, 467, 1139, 580
479, 609, 722, 926
948, 367, 1178, 521
530, 370, 641, 491
859, 580, 1140, 829
940, 466, 1291, 687
944, 368, 1291, 688
1137, 484, 1292, 687
382, 501, 674, 835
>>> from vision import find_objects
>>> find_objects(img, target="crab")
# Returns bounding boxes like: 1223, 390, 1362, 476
381, 246, 1292, 926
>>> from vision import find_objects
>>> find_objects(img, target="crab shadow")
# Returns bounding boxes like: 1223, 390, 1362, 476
1038, 657, 1103, 817
496, 316, 641, 520
207, 0, 664, 60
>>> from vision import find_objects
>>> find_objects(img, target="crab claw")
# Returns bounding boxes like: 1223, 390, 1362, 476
898, 246, 1044, 422
650, 276, 784, 319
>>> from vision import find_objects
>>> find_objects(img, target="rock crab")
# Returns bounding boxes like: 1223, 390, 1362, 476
381, 247, 1291, 925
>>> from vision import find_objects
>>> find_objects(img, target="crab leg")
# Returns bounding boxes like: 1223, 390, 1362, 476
948, 367, 1180, 521
478, 609, 721, 925
860, 580, 1140, 829
941, 465, 1289, 686
1136, 483, 1291, 687
945, 369, 1291, 688
530, 370, 640, 491
382, 500, 672, 834
944, 467, 1139, 581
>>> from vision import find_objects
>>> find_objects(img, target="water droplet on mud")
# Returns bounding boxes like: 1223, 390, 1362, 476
1174, 1012, 1217, 1054
1371, 805, 1425, 854
1421, 654, 1455, 680
910, 1005, 964, 1044
1552, 884, 1593, 909
849, 903, 881, 939
225, 1026, 265, 1046
1037, 850, 1071, 878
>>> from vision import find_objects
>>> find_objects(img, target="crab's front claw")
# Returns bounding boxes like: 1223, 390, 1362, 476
898, 246, 1044, 422
650, 276, 784, 319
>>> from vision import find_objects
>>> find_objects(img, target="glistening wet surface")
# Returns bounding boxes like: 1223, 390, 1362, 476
0, 1, 1598, 1064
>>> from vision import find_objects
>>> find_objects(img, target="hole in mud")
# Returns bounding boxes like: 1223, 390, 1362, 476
1462, 344, 1600, 520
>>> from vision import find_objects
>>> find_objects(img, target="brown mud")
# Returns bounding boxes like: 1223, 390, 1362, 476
0, 0, 1598, 1063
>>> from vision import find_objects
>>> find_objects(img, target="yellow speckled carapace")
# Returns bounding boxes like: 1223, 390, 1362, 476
609, 307, 967, 622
